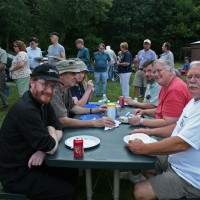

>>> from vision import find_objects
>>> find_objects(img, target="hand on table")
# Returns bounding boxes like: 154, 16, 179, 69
28, 151, 46, 168
134, 108, 145, 116
130, 128, 151, 135
127, 139, 145, 154
94, 117, 115, 128
97, 104, 107, 114
125, 97, 134, 106
128, 116, 141, 126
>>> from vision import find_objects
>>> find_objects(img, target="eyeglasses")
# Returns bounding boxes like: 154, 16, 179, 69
30, 42, 34, 45
36, 80, 57, 91
13, 45, 18, 48
187, 75, 200, 80
153, 69, 164, 74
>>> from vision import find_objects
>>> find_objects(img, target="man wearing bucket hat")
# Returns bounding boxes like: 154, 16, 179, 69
70, 61, 94, 106
51, 59, 115, 128
0, 63, 78, 199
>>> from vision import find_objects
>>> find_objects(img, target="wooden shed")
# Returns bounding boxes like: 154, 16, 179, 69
190, 41, 200, 61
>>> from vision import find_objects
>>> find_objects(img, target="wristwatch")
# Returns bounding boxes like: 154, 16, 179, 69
139, 117, 144, 125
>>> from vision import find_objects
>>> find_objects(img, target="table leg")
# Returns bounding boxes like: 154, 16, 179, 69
85, 169, 93, 200
113, 169, 120, 200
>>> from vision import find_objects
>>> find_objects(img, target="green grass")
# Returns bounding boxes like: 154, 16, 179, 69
0, 62, 184, 199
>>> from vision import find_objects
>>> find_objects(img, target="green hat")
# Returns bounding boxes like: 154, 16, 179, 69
56, 59, 82, 75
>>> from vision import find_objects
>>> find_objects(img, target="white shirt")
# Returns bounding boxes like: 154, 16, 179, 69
26, 47, 42, 69
168, 98, 200, 190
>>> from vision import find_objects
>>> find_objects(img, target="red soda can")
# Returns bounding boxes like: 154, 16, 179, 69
119, 96, 125, 107
73, 138, 84, 158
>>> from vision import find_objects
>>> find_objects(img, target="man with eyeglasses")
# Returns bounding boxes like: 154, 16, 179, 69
26, 37, 43, 70
51, 59, 115, 128
92, 43, 111, 97
125, 60, 161, 109
129, 59, 191, 129
0, 64, 78, 200
128, 61, 200, 200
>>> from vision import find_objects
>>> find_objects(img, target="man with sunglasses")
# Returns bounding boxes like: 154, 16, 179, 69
26, 37, 43, 70
0, 64, 78, 200
125, 60, 161, 109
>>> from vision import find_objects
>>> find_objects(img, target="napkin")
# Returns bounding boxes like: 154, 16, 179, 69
104, 120, 121, 131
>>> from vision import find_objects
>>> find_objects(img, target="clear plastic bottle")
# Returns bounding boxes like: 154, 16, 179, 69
102, 94, 108, 104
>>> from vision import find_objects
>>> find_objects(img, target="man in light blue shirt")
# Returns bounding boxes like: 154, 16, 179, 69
126, 60, 161, 108
26, 37, 43, 70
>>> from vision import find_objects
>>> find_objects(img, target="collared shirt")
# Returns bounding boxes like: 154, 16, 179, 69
160, 50, 174, 67
50, 85, 74, 118
92, 51, 111, 72
0, 48, 7, 66
77, 47, 90, 65
0, 91, 60, 169
136, 49, 156, 69
26, 46, 42, 69
143, 80, 161, 106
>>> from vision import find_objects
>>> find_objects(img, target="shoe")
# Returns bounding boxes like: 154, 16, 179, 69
120, 171, 146, 184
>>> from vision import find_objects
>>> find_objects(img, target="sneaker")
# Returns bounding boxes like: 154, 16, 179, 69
120, 171, 146, 184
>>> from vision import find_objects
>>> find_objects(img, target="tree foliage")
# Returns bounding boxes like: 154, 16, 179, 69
0, 0, 200, 59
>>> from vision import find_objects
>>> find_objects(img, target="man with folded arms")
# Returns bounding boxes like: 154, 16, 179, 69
128, 59, 192, 128
0, 64, 78, 200
128, 61, 200, 200
47, 32, 66, 66
51, 59, 115, 128
125, 60, 161, 109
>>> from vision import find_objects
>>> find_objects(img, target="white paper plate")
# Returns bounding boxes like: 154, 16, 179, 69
65, 135, 100, 149
123, 134, 158, 144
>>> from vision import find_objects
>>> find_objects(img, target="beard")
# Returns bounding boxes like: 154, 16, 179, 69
32, 90, 54, 104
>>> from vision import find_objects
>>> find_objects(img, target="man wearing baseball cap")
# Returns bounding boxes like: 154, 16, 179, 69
133, 39, 157, 98
0, 63, 78, 200
51, 59, 115, 128
47, 32, 66, 66
26, 37, 43, 70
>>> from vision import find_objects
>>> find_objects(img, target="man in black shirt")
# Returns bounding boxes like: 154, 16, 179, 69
0, 64, 78, 200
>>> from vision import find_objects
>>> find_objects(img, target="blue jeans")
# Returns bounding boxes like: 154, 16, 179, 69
94, 71, 108, 95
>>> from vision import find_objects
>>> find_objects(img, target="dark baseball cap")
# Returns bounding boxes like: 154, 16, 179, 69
29, 37, 38, 43
31, 64, 60, 82
49, 32, 59, 36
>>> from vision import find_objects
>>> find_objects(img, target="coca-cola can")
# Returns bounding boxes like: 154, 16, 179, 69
119, 96, 125, 107
73, 138, 84, 158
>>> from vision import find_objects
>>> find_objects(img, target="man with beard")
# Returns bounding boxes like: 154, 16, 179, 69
0, 64, 78, 200
51, 59, 115, 128
128, 61, 200, 200
125, 60, 161, 109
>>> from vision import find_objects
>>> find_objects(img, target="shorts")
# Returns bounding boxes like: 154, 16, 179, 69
149, 155, 200, 200
132, 70, 146, 87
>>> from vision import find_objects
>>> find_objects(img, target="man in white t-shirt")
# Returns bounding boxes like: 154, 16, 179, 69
128, 61, 200, 200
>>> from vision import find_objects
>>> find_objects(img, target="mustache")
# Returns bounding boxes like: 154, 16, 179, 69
188, 84, 200, 88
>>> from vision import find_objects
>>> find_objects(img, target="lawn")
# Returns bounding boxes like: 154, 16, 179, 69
0, 62, 183, 200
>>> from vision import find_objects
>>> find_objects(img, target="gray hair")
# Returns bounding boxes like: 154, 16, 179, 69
189, 61, 200, 69
153, 59, 175, 75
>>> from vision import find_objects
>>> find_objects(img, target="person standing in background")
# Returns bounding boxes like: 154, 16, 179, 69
0, 47, 8, 109
9, 40, 31, 97
26, 37, 43, 70
92, 43, 111, 97
105, 45, 117, 80
75, 38, 92, 71
117, 42, 132, 97
47, 32, 66, 66
160, 42, 174, 67
133, 39, 156, 98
